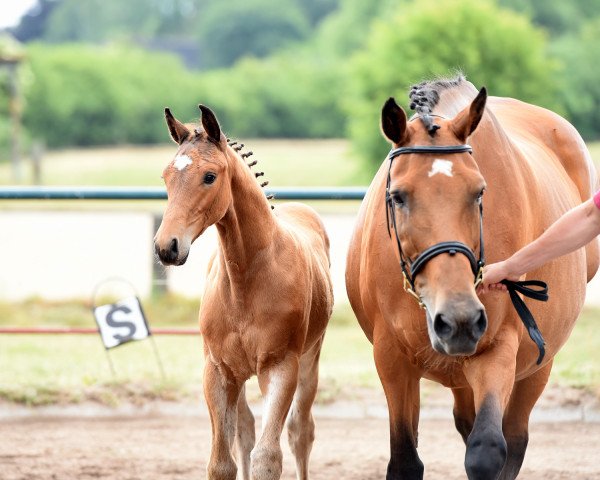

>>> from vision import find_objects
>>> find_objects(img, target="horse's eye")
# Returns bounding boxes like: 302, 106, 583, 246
476, 188, 485, 205
392, 191, 407, 207
204, 173, 217, 185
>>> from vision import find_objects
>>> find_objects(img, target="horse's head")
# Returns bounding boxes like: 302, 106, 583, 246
154, 105, 230, 266
381, 88, 488, 356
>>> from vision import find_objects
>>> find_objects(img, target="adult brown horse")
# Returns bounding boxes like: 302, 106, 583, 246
154, 105, 333, 480
346, 76, 599, 480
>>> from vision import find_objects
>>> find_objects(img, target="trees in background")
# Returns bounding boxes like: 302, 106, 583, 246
3, 0, 600, 167
197, 0, 310, 68
551, 18, 600, 140
23, 44, 199, 147
347, 0, 561, 165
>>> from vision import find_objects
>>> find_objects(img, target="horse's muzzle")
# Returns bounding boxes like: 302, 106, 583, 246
154, 237, 189, 266
429, 297, 487, 356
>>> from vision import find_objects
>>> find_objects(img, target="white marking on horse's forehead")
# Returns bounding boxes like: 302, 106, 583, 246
428, 159, 453, 178
173, 154, 192, 171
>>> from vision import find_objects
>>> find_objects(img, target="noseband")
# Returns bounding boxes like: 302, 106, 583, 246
385, 143, 548, 364
385, 144, 484, 307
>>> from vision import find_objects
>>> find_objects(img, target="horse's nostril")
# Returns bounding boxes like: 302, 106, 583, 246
474, 310, 487, 336
168, 238, 179, 259
434, 313, 454, 339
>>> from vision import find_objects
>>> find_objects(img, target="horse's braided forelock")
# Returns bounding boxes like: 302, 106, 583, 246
408, 75, 465, 136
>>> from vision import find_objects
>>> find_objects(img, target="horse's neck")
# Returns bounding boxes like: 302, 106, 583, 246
215, 149, 275, 277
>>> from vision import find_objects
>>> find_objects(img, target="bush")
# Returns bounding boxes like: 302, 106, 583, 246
551, 18, 600, 140
21, 43, 345, 148
23, 43, 200, 148
199, 54, 345, 138
347, 0, 561, 169
197, 0, 310, 68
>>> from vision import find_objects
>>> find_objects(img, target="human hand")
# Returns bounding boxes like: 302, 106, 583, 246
477, 261, 520, 294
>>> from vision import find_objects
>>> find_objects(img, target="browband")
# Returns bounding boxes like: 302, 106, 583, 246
388, 144, 473, 161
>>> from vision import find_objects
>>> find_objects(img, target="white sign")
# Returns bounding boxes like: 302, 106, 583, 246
93, 296, 150, 349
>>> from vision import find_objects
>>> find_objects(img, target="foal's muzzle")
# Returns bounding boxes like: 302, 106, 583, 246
154, 237, 189, 266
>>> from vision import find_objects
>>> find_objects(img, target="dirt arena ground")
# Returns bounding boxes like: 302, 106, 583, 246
2, 413, 600, 479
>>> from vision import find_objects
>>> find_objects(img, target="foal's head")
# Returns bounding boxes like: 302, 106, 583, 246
154, 105, 231, 266
381, 88, 488, 356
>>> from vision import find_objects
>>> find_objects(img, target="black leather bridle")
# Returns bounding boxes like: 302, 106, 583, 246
385, 143, 549, 364
385, 144, 484, 306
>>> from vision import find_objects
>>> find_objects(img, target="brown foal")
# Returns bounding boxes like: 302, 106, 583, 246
154, 105, 333, 480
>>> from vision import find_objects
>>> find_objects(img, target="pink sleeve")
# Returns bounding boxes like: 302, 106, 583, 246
594, 191, 600, 210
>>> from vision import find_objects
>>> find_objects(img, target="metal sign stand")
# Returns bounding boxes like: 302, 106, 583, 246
91, 277, 166, 381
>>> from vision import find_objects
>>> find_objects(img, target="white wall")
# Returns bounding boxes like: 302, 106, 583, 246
2, 210, 600, 309
0, 211, 154, 300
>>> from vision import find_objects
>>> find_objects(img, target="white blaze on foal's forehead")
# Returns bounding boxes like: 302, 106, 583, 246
428, 159, 453, 178
173, 154, 192, 171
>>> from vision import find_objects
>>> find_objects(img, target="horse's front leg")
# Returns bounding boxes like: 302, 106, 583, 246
374, 325, 424, 480
252, 352, 299, 480
204, 360, 243, 480
499, 359, 553, 480
462, 331, 519, 480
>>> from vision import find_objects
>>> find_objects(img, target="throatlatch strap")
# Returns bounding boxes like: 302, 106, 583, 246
501, 279, 549, 365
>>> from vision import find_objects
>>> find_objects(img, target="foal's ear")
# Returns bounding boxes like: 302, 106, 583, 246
199, 104, 222, 145
381, 97, 408, 145
164, 108, 189, 145
451, 87, 487, 142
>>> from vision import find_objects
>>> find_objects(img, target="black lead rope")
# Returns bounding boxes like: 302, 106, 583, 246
500, 279, 548, 365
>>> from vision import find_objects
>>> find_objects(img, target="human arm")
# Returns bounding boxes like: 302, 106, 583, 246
480, 197, 600, 291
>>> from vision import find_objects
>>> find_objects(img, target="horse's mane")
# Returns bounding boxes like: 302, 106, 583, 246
408, 74, 467, 136
227, 138, 275, 209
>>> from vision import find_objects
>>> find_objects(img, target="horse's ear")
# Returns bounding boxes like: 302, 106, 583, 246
199, 104, 222, 145
164, 108, 189, 145
451, 87, 487, 141
381, 97, 408, 145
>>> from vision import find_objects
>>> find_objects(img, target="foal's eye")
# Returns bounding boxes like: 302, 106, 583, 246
203, 173, 217, 184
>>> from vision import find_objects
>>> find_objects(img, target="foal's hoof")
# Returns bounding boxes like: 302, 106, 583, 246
251, 446, 283, 480
207, 462, 237, 480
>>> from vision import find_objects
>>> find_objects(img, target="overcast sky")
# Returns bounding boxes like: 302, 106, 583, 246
0, 0, 38, 30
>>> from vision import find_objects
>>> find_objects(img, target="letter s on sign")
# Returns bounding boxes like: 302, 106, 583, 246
106, 305, 137, 343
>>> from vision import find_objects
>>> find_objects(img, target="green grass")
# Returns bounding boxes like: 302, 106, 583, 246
551, 308, 600, 390
0, 298, 376, 406
2, 140, 599, 188
587, 141, 600, 168
0, 294, 200, 328
1, 297, 599, 406
0, 321, 374, 406
0, 139, 370, 187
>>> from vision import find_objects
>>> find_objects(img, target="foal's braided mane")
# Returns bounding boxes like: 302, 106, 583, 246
227, 138, 275, 210
408, 74, 465, 136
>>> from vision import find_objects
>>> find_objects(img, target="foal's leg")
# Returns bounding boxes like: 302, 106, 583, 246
235, 384, 256, 480
374, 325, 424, 480
498, 360, 552, 480
252, 353, 299, 480
452, 387, 475, 444
204, 361, 242, 480
286, 339, 323, 480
